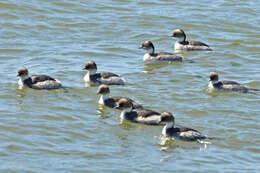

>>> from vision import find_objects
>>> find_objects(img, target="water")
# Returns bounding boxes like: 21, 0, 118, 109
0, 0, 260, 172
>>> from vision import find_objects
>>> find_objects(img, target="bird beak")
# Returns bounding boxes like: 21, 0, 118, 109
82, 67, 87, 70
138, 46, 143, 49
97, 91, 101, 95
17, 74, 20, 77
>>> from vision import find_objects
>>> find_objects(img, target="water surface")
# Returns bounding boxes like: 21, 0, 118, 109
0, 0, 260, 172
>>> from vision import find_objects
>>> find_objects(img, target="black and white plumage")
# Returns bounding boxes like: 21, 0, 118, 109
116, 98, 165, 125
160, 112, 207, 141
97, 85, 143, 109
139, 41, 183, 63
208, 71, 248, 93
17, 67, 62, 90
83, 61, 125, 85
172, 29, 212, 51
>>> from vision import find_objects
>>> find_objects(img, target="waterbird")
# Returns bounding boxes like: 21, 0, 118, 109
139, 41, 183, 63
208, 71, 250, 93
97, 84, 143, 109
17, 67, 62, 90
171, 29, 212, 51
160, 112, 207, 141
83, 61, 125, 85
116, 98, 166, 125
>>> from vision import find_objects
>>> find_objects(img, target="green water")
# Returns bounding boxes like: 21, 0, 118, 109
0, 0, 260, 172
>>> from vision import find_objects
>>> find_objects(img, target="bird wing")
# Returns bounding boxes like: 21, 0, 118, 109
100, 72, 120, 79
188, 40, 210, 47
30, 75, 55, 84
222, 80, 241, 85
135, 109, 160, 118
156, 52, 183, 61
110, 96, 125, 102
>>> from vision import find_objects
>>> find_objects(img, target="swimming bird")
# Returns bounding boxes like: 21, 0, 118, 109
139, 41, 183, 63
171, 29, 212, 51
116, 98, 165, 125
160, 112, 207, 141
83, 61, 125, 85
97, 85, 143, 109
17, 67, 62, 90
208, 71, 248, 93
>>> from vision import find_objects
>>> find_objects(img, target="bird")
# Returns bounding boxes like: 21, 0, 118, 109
139, 41, 183, 63
97, 84, 143, 109
116, 98, 166, 125
160, 112, 207, 141
208, 71, 249, 93
83, 60, 125, 85
171, 29, 212, 51
17, 67, 62, 90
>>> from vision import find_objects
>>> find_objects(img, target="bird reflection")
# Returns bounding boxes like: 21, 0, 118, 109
158, 135, 211, 153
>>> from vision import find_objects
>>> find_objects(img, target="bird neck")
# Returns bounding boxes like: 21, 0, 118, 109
147, 47, 155, 55
165, 122, 175, 129
88, 70, 97, 76
99, 94, 109, 104
84, 70, 97, 82
210, 79, 218, 84
178, 35, 186, 43
120, 107, 132, 118
20, 75, 29, 82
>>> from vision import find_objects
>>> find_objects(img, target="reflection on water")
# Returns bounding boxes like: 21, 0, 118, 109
143, 62, 183, 73
159, 135, 211, 150
97, 104, 111, 119
84, 82, 92, 88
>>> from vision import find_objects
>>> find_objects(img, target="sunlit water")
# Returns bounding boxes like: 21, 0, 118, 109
0, 0, 260, 172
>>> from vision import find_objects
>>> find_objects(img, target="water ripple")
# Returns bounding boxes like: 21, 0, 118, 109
0, 0, 260, 172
